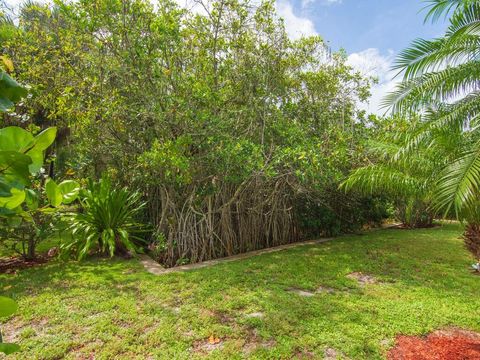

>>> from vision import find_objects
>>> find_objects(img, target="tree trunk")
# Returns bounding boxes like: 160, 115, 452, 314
25, 236, 36, 261
463, 223, 480, 267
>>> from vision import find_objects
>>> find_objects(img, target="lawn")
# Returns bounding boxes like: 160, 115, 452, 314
1, 223, 479, 359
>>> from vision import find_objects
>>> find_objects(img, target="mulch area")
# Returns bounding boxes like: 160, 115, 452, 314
388, 328, 480, 360
0, 254, 51, 274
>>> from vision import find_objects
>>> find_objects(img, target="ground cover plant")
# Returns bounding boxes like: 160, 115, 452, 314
1, 223, 479, 359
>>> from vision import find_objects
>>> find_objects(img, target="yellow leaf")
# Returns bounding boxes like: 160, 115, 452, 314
208, 335, 220, 344
0, 56, 14, 73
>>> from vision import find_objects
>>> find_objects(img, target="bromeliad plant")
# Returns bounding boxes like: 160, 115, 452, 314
61, 176, 146, 260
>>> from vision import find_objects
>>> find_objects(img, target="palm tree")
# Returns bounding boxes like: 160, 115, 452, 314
385, 0, 480, 265
342, 119, 447, 228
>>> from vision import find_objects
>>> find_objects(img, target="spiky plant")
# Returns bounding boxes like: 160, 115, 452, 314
61, 176, 146, 260
385, 0, 480, 260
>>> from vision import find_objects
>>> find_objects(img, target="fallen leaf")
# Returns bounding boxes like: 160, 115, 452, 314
208, 335, 221, 344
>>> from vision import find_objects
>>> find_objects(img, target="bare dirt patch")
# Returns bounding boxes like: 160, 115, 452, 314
324, 347, 348, 359
388, 328, 480, 360
1, 317, 50, 344
286, 288, 315, 297
316, 286, 336, 294
346, 272, 379, 285
242, 328, 276, 355
193, 336, 224, 353
294, 349, 316, 358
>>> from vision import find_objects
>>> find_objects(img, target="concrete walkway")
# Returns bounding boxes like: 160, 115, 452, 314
139, 223, 402, 275
139, 237, 334, 275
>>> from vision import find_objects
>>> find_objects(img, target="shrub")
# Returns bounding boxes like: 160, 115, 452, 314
296, 191, 390, 237
61, 176, 146, 260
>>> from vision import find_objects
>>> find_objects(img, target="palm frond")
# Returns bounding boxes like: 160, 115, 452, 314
393, 34, 480, 80
342, 165, 429, 198
391, 61, 480, 111
447, 2, 480, 38
423, 0, 472, 23
434, 140, 480, 215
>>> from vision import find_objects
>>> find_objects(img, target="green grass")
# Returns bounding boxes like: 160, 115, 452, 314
1, 223, 479, 359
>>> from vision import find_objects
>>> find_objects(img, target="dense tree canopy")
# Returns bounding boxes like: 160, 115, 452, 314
1, 0, 382, 265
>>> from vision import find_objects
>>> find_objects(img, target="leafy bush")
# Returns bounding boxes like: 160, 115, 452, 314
296, 191, 390, 237
61, 177, 146, 260
5, 0, 376, 265
0, 72, 80, 259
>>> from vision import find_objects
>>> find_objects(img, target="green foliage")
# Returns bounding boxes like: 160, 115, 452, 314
296, 193, 389, 237
0, 71, 80, 259
386, 0, 480, 219
0, 126, 57, 210
0, 126, 80, 259
4, 0, 377, 264
0, 296, 16, 319
0, 71, 27, 112
45, 178, 80, 207
61, 176, 146, 260
342, 118, 443, 227
0, 176, 80, 260
0, 296, 19, 355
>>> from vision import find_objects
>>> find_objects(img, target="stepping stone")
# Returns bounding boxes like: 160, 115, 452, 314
245, 312, 264, 319
287, 288, 315, 297
139, 255, 165, 275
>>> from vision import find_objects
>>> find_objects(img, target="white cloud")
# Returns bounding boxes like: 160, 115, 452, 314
3, 0, 21, 6
302, 0, 342, 9
4, 0, 47, 6
276, 0, 317, 40
347, 48, 398, 115
3, 0, 49, 11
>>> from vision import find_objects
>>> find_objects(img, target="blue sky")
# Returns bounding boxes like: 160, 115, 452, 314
276, 0, 449, 113
302, 0, 447, 54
